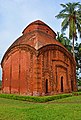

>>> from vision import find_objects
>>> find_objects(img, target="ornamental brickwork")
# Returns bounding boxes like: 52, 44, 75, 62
1, 20, 77, 96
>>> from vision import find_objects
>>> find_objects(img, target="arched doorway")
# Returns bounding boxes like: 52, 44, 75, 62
61, 76, 63, 92
71, 80, 73, 91
46, 79, 48, 94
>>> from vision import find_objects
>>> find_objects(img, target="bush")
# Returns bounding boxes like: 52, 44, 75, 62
1, 92, 81, 103
0, 93, 72, 103
72, 91, 81, 96
78, 89, 81, 92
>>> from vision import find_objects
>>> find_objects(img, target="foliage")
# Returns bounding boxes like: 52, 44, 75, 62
0, 93, 72, 103
72, 91, 81, 96
78, 88, 81, 92
78, 80, 81, 86
56, 33, 81, 80
1, 91, 81, 103
56, 32, 72, 52
75, 42, 81, 80
55, 2, 81, 56
55, 2, 81, 80
55, 2, 81, 40
0, 80, 2, 86
0, 80, 2, 90
1, 96, 81, 120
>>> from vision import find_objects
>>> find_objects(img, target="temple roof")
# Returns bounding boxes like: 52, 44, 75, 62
22, 20, 56, 38
7, 20, 66, 50
1, 20, 72, 65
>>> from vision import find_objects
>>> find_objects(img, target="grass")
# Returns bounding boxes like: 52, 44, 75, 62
0, 96, 81, 120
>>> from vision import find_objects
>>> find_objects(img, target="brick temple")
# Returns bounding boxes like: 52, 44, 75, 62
1, 20, 77, 96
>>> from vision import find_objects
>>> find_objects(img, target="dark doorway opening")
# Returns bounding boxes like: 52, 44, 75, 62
71, 80, 73, 91
46, 79, 48, 93
61, 76, 63, 92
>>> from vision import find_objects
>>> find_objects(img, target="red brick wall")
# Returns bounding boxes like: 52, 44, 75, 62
1, 20, 77, 96
23, 20, 56, 39
2, 44, 77, 96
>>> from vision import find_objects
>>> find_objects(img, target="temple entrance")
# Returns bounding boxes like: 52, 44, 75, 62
46, 79, 48, 93
61, 76, 63, 92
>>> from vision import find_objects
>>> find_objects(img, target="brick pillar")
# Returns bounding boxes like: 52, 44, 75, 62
33, 55, 41, 96
2, 67, 4, 92
18, 50, 21, 94
41, 54, 45, 96
29, 52, 33, 95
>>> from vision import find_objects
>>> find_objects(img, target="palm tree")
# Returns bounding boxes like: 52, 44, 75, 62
55, 2, 81, 57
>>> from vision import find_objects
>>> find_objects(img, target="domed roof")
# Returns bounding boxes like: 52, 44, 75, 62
6, 20, 66, 50
22, 20, 56, 37
1, 20, 72, 65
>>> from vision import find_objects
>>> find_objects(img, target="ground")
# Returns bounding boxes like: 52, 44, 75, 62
0, 96, 81, 120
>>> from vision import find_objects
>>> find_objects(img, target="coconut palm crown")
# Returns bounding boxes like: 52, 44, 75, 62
55, 2, 81, 57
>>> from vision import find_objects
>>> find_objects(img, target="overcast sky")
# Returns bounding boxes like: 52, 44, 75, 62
0, 0, 81, 79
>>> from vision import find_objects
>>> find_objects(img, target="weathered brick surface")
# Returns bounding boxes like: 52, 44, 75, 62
1, 20, 77, 96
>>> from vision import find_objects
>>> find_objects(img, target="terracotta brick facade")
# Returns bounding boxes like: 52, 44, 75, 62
1, 20, 77, 96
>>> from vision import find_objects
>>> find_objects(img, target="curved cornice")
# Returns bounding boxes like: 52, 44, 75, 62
1, 43, 76, 67
37, 44, 76, 64
1, 44, 36, 67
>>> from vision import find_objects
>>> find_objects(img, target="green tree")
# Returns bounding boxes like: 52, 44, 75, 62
75, 42, 81, 81
0, 80, 2, 90
0, 80, 2, 86
56, 32, 71, 52
55, 2, 81, 57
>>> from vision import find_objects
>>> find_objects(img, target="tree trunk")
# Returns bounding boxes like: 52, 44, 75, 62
72, 35, 75, 58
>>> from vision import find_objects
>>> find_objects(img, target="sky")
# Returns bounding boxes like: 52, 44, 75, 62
0, 0, 81, 80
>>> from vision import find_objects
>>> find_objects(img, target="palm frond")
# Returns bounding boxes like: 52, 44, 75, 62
55, 1, 81, 50
61, 18, 68, 27
55, 13, 68, 19
59, 9, 68, 14
60, 4, 67, 8
61, 19, 68, 32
